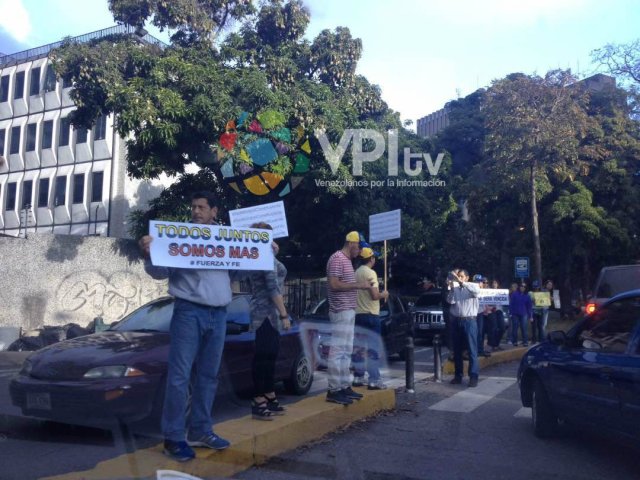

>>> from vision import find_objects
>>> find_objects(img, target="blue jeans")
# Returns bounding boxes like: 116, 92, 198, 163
352, 313, 384, 382
162, 298, 227, 442
510, 314, 528, 345
452, 316, 479, 378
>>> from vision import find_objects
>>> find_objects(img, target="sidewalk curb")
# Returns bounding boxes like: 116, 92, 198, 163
42, 387, 396, 480
443, 347, 528, 375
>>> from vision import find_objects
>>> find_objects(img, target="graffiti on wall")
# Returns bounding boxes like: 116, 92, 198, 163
57, 271, 167, 323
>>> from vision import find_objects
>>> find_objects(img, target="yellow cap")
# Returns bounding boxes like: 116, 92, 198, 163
345, 231, 360, 242
360, 247, 374, 259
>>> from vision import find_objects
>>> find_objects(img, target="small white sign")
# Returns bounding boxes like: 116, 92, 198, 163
478, 289, 510, 306
148, 220, 274, 270
229, 201, 288, 239
369, 209, 401, 242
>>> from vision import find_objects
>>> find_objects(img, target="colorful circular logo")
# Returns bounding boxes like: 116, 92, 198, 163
215, 110, 312, 197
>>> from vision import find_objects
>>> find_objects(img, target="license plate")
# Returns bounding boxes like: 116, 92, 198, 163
27, 392, 51, 411
418, 324, 432, 330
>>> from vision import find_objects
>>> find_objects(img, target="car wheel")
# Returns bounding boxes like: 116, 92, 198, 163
284, 352, 313, 395
532, 378, 557, 438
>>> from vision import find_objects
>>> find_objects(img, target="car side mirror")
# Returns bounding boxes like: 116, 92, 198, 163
548, 330, 567, 346
407, 302, 415, 308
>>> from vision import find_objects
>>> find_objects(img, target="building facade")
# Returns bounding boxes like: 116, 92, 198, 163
416, 106, 450, 138
0, 25, 168, 238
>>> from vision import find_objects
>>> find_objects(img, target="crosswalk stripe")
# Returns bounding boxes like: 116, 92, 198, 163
429, 377, 516, 413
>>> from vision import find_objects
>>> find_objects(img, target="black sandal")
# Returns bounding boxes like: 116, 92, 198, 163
264, 394, 286, 415
251, 400, 275, 421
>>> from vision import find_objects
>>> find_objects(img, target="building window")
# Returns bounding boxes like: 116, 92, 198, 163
94, 114, 107, 141
0, 127, 5, 156
22, 179, 33, 208
91, 171, 104, 202
42, 120, 53, 149
26, 123, 37, 152
54, 176, 66, 206
76, 127, 88, 144
73, 173, 84, 204
38, 178, 49, 207
62, 75, 72, 88
14, 71, 25, 99
29, 67, 41, 96
10, 126, 21, 154
0, 75, 9, 102
6, 182, 17, 210
59, 117, 70, 147
44, 65, 57, 92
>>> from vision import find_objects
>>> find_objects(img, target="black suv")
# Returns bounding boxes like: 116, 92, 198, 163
409, 289, 446, 341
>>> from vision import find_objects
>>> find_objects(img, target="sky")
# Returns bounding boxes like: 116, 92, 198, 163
1, 0, 639, 127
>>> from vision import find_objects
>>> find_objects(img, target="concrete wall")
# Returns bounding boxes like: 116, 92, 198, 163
0, 233, 167, 329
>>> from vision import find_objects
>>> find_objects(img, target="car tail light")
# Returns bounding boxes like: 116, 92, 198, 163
585, 303, 596, 314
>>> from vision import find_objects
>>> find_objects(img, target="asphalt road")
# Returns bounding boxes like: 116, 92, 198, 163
0, 342, 439, 480
5, 344, 637, 480
236, 360, 640, 480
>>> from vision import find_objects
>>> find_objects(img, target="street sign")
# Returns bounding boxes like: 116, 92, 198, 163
514, 257, 529, 278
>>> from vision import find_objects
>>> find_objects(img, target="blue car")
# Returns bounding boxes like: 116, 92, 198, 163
518, 289, 640, 443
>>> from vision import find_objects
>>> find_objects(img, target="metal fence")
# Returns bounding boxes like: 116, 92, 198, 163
236, 276, 327, 318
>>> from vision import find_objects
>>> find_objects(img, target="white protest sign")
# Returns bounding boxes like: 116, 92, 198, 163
229, 201, 288, 239
369, 209, 401, 243
149, 220, 274, 270
478, 289, 510, 306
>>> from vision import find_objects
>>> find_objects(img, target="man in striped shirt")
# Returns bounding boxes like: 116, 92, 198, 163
325, 231, 374, 405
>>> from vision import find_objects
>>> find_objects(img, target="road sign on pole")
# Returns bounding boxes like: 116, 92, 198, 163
514, 257, 530, 279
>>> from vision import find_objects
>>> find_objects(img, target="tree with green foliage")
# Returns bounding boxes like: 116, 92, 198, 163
51, 0, 455, 283
592, 39, 640, 116
481, 70, 591, 286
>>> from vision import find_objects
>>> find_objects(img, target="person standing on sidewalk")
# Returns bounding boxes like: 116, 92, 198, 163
474, 275, 491, 358
510, 283, 533, 346
246, 223, 291, 420
326, 231, 374, 405
139, 191, 231, 462
352, 247, 389, 390
447, 269, 481, 388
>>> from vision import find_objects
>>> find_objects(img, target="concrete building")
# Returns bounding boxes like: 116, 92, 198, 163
416, 73, 617, 140
416, 106, 450, 138
0, 25, 169, 238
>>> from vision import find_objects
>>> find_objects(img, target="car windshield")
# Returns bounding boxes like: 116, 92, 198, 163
305, 299, 328, 316
111, 298, 175, 332
111, 296, 251, 332
596, 267, 640, 298
415, 294, 442, 307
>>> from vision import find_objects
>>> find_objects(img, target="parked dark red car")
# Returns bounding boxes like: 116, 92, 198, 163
10, 295, 313, 426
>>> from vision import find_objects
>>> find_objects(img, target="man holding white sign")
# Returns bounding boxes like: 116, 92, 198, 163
138, 191, 232, 462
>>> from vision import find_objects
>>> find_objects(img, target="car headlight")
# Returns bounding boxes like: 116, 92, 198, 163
83, 366, 146, 379
20, 359, 33, 376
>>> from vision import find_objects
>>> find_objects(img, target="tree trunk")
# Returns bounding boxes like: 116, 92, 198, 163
530, 159, 542, 285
